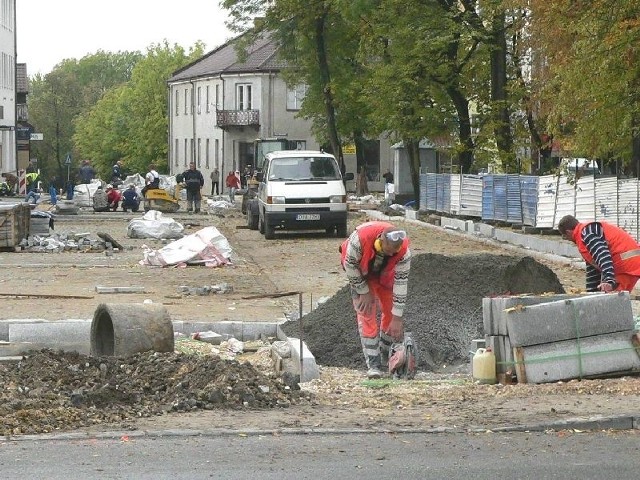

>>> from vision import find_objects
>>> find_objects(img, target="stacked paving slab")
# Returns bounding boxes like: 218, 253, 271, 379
483, 292, 640, 383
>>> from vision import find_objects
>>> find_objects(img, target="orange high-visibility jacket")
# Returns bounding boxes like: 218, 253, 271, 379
340, 221, 409, 289
573, 221, 640, 279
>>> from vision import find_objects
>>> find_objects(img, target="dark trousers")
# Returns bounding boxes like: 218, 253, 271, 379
211, 181, 219, 195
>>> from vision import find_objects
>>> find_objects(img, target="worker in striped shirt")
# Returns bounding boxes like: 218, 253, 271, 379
339, 221, 411, 378
558, 215, 640, 293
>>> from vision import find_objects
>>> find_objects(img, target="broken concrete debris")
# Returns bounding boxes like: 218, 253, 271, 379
18, 232, 121, 253
178, 283, 233, 296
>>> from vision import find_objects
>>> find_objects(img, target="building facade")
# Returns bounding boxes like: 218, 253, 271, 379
167, 31, 393, 194
0, 0, 16, 174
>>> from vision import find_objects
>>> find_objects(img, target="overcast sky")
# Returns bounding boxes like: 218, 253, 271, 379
16, 0, 234, 75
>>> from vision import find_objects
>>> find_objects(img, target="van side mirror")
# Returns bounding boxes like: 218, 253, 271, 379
344, 172, 354, 181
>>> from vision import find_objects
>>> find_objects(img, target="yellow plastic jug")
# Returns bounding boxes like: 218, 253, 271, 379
472, 347, 497, 385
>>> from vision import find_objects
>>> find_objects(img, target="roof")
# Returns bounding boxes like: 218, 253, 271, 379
267, 150, 334, 159
168, 31, 286, 82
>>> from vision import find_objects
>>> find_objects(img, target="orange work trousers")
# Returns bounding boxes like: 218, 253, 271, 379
352, 278, 393, 339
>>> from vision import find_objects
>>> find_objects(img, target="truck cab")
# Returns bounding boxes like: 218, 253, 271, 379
249, 150, 352, 239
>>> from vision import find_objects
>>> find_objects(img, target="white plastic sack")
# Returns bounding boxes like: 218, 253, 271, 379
73, 180, 103, 207
127, 210, 184, 239
139, 226, 232, 267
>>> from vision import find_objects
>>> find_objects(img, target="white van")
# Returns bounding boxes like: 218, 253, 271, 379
253, 150, 353, 239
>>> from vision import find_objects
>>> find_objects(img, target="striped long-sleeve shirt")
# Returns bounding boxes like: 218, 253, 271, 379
581, 222, 617, 291
343, 231, 411, 317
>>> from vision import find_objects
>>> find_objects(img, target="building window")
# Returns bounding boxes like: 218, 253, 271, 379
206, 86, 210, 113
197, 87, 201, 114
215, 139, 219, 170
197, 138, 202, 168
215, 84, 219, 109
174, 139, 179, 166
184, 139, 188, 167
236, 84, 252, 111
175, 90, 179, 116
184, 89, 189, 115
287, 84, 307, 111
190, 139, 195, 166
206, 139, 210, 169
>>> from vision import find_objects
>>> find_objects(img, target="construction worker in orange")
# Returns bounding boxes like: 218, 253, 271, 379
339, 221, 412, 379
558, 214, 640, 293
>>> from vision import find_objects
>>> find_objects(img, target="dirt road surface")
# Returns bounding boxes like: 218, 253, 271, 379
2, 204, 640, 436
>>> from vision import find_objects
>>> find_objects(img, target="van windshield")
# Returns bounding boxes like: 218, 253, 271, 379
267, 156, 342, 181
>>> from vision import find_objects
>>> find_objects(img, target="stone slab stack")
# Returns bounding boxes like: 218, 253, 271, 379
483, 292, 640, 383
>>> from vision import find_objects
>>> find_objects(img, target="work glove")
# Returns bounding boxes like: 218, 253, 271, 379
387, 315, 404, 341
354, 291, 375, 315
597, 281, 617, 293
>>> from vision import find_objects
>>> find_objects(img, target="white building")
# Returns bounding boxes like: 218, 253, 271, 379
167, 31, 392, 194
0, 0, 16, 174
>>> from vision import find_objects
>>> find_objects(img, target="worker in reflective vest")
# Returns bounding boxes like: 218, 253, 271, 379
558, 214, 640, 293
339, 221, 411, 379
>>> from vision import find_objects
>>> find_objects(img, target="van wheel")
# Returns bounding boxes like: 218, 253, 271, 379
336, 222, 348, 238
258, 213, 265, 234
247, 209, 258, 230
264, 220, 275, 240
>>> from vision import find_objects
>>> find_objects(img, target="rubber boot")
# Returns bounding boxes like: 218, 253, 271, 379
380, 331, 394, 369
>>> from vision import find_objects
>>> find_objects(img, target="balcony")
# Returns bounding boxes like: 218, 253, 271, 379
216, 109, 260, 129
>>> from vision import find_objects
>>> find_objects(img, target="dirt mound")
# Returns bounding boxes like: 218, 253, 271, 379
0, 349, 309, 436
282, 253, 564, 370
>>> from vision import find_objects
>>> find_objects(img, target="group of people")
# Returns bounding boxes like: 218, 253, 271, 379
93, 184, 141, 212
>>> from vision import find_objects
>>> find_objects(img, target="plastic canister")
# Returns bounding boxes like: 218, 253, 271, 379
472, 348, 497, 385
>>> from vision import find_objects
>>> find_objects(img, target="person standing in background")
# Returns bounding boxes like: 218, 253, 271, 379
182, 162, 205, 213
226, 170, 241, 204
210, 167, 220, 196
78, 160, 96, 184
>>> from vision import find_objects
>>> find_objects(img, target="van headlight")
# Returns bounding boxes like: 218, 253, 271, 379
329, 195, 345, 203
267, 196, 285, 204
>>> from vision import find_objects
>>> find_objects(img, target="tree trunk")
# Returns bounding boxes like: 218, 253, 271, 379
404, 138, 421, 209
447, 86, 474, 173
490, 11, 514, 169
314, 13, 344, 174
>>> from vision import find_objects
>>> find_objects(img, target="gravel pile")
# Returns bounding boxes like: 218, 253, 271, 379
0, 349, 309, 436
281, 253, 565, 370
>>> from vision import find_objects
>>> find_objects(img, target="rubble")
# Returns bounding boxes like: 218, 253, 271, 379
0, 348, 310, 436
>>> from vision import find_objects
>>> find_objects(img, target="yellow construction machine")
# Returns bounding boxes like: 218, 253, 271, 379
143, 183, 182, 213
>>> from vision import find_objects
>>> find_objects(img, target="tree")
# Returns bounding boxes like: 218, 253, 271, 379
28, 51, 142, 183
527, 0, 640, 173
73, 42, 204, 176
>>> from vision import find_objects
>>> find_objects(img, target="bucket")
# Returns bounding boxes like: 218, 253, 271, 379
472, 347, 497, 385
90, 303, 174, 357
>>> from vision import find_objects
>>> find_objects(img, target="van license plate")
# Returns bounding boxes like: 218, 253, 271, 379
296, 214, 320, 221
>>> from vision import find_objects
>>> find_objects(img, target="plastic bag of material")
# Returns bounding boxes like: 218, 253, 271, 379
127, 210, 184, 239
139, 225, 232, 267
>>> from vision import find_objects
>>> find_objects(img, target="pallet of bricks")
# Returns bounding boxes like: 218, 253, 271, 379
483, 292, 639, 384
0, 203, 31, 249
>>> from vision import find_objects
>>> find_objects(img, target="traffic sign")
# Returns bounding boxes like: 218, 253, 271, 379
64, 153, 72, 165
30, 133, 44, 141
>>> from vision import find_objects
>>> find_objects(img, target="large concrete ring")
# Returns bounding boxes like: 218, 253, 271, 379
90, 303, 174, 356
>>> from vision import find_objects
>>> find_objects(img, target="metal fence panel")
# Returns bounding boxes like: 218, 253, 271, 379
618, 178, 639, 240
520, 175, 539, 226
575, 176, 596, 222
506, 174, 523, 224
535, 175, 559, 228
450, 174, 461, 215
460, 175, 483, 217
595, 176, 618, 223
482, 175, 495, 221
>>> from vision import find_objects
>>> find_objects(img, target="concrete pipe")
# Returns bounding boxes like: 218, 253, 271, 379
90, 303, 174, 356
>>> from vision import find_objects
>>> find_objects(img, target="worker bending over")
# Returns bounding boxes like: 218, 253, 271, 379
558, 215, 640, 293
340, 221, 411, 379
